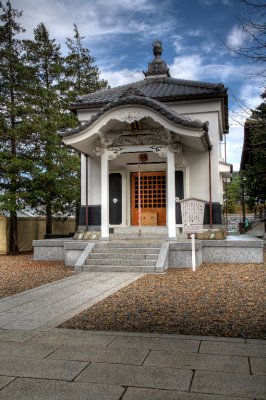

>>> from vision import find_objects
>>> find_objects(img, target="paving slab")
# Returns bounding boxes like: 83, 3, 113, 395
2, 319, 56, 331
30, 331, 117, 347
0, 378, 125, 400
247, 339, 266, 345
108, 335, 200, 353
122, 387, 253, 400
75, 362, 193, 391
49, 344, 149, 365
144, 350, 249, 373
0, 376, 16, 390
200, 341, 266, 357
0, 329, 38, 342
0, 341, 60, 358
0, 355, 88, 381
57, 328, 246, 342
0, 313, 21, 327
191, 370, 266, 398
250, 357, 266, 375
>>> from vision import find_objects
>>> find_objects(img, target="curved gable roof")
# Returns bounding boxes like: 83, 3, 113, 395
60, 93, 209, 138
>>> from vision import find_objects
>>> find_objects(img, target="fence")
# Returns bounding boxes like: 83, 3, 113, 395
0, 215, 76, 254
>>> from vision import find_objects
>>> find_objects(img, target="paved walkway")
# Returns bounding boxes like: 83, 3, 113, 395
0, 272, 265, 399
0, 271, 144, 331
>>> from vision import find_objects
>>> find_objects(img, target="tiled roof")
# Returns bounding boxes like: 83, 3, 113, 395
70, 77, 227, 109
60, 93, 209, 140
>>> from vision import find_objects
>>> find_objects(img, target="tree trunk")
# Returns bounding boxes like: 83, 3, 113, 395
46, 200, 53, 235
9, 211, 19, 255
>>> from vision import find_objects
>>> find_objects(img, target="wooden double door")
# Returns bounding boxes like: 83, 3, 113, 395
131, 171, 166, 226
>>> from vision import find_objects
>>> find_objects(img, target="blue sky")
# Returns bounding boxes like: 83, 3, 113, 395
10, 0, 265, 170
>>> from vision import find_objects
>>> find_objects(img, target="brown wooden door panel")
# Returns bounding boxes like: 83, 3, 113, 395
131, 172, 166, 226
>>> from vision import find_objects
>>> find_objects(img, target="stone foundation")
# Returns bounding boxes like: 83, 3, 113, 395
33, 235, 263, 269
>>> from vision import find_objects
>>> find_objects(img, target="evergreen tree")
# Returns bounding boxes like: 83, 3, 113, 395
24, 23, 80, 235
64, 24, 108, 102
0, 1, 34, 254
63, 24, 108, 227
224, 172, 242, 213
241, 99, 266, 206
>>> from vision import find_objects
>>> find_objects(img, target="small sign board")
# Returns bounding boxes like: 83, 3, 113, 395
180, 198, 206, 226
183, 224, 203, 234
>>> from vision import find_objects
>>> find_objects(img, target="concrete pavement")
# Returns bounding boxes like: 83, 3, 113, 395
0, 272, 265, 399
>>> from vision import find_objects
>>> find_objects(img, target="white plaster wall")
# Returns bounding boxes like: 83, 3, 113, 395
169, 101, 222, 204
77, 109, 98, 121
81, 154, 101, 205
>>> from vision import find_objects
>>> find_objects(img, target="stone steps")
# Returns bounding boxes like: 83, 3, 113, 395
82, 265, 164, 273
85, 259, 157, 266
90, 247, 161, 254
83, 241, 166, 273
110, 233, 169, 240
90, 253, 159, 260
111, 226, 186, 241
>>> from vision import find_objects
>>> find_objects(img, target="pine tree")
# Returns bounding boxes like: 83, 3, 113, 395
64, 24, 108, 102
63, 24, 108, 227
24, 23, 80, 235
241, 99, 266, 206
0, 1, 34, 254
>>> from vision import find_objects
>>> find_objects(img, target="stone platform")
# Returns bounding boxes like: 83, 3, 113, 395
33, 235, 263, 272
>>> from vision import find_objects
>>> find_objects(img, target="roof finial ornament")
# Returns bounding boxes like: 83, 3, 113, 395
153, 39, 163, 57
144, 39, 170, 79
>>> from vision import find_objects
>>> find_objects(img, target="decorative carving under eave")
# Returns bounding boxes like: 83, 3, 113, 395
168, 142, 183, 153
115, 110, 148, 124
150, 145, 168, 158
93, 146, 106, 157
106, 147, 124, 160
115, 134, 155, 146
150, 142, 183, 158
93, 145, 124, 160
99, 132, 121, 146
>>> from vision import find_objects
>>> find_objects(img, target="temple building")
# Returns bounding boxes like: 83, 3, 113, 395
60, 41, 231, 240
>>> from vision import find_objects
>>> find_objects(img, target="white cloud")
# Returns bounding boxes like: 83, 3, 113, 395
101, 68, 143, 87
172, 35, 185, 54
227, 83, 262, 170
226, 125, 244, 171
200, 0, 231, 5
12, 0, 173, 43
169, 55, 203, 80
226, 26, 248, 49
238, 84, 263, 110
187, 29, 204, 37
168, 54, 261, 82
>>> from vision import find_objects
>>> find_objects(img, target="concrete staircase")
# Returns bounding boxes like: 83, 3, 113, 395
83, 241, 166, 273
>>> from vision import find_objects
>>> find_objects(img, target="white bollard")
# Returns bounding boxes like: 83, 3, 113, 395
191, 233, 196, 271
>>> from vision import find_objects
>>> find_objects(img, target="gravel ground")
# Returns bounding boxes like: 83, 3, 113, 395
0, 254, 74, 299
60, 260, 266, 339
